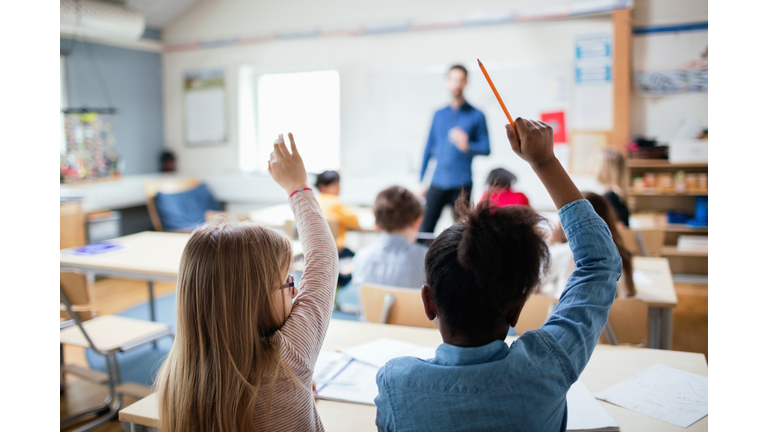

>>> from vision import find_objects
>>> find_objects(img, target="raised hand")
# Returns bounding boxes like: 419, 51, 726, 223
267, 133, 309, 194
505, 118, 581, 209
505, 118, 555, 169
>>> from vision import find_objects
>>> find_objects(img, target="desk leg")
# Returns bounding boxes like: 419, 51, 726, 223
647, 308, 660, 349
148, 281, 157, 350
130, 423, 150, 432
147, 281, 156, 322
659, 308, 674, 350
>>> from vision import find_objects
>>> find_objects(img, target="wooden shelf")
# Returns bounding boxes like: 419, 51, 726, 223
663, 224, 707, 234
627, 160, 708, 168
661, 246, 708, 257
630, 191, 707, 197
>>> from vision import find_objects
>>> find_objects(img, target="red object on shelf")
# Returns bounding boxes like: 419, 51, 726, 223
541, 111, 566, 144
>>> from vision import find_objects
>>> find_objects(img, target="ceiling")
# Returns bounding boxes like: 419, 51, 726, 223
102, 0, 205, 29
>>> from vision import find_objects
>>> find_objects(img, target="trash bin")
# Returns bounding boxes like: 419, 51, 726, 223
86, 211, 122, 243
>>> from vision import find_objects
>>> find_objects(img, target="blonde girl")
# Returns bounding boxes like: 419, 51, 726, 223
595, 147, 630, 227
155, 133, 338, 431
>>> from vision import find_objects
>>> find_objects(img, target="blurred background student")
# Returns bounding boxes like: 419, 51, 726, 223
315, 170, 360, 286
595, 148, 630, 227
479, 168, 530, 207
336, 186, 428, 315
540, 191, 635, 299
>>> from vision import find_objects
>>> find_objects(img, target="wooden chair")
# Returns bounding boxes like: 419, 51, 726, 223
618, 227, 664, 257
60, 270, 174, 431
143, 178, 201, 232
360, 283, 436, 328
514, 294, 558, 334
600, 298, 649, 346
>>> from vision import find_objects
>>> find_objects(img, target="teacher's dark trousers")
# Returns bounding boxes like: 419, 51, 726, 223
419, 184, 472, 233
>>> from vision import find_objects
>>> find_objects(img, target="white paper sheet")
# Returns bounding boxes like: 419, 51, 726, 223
340, 338, 435, 368
595, 363, 708, 428
632, 269, 653, 286
566, 380, 619, 431
313, 351, 380, 405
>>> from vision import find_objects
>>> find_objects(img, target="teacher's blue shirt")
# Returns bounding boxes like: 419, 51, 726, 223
374, 200, 622, 432
420, 102, 490, 190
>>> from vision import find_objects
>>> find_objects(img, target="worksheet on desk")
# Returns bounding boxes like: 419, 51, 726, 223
595, 363, 708, 428
313, 351, 379, 405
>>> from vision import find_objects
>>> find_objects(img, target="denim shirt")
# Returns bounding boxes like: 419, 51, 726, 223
374, 199, 622, 432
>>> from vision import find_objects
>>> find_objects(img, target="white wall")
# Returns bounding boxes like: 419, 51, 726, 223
162, 0, 619, 210
630, 0, 708, 140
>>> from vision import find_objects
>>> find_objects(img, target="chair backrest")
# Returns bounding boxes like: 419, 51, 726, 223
514, 294, 558, 334
143, 178, 201, 231
601, 298, 648, 346
360, 283, 435, 328
60, 270, 94, 321
618, 227, 664, 257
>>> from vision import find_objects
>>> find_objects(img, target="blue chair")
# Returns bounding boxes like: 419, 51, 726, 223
144, 178, 222, 232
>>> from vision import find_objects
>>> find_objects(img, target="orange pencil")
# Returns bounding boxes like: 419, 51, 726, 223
477, 59, 519, 140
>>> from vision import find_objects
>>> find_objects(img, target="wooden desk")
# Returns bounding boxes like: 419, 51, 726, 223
632, 257, 678, 349
120, 320, 707, 432
60, 231, 303, 322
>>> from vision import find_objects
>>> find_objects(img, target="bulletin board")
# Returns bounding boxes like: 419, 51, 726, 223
184, 69, 227, 147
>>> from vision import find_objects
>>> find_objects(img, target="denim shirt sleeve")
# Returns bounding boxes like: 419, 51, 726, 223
374, 364, 397, 432
540, 199, 622, 381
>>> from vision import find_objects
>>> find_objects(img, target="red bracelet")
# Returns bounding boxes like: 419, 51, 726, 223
289, 187, 312, 197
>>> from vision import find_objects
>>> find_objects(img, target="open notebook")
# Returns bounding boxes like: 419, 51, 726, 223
313, 339, 620, 431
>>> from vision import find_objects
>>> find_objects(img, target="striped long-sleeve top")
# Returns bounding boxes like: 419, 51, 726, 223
252, 190, 338, 431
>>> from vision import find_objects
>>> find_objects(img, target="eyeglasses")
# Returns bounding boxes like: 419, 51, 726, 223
281, 275, 297, 298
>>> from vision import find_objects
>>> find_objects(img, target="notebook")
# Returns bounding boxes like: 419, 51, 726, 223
61, 241, 127, 256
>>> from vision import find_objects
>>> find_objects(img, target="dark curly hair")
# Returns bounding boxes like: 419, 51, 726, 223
424, 194, 550, 336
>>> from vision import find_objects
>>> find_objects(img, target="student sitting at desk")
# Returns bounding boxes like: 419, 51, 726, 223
316, 170, 360, 286
541, 192, 635, 299
339, 186, 428, 314
479, 167, 530, 207
155, 133, 338, 432
374, 118, 622, 432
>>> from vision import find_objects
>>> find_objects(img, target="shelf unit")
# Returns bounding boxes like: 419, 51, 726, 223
627, 160, 708, 278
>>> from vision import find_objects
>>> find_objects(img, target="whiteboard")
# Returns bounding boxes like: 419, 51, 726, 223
362, 61, 571, 200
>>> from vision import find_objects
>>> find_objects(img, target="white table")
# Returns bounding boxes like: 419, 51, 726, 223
120, 319, 707, 432
632, 257, 678, 350
60, 231, 302, 322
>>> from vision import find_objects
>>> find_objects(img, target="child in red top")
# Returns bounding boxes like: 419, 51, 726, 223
479, 168, 530, 207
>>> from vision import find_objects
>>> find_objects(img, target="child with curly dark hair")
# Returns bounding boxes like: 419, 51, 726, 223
374, 118, 622, 432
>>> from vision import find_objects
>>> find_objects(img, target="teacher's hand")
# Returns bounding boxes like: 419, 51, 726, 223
448, 127, 469, 152
267, 133, 309, 194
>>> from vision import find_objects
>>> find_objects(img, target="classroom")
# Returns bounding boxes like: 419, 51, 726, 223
30, 0, 740, 429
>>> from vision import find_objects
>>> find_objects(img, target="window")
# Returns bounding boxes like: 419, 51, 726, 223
240, 69, 340, 173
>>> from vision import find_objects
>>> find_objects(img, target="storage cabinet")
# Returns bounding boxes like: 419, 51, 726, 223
626, 159, 707, 357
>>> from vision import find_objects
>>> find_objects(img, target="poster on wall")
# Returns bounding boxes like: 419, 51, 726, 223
184, 69, 227, 146
571, 34, 613, 131
634, 47, 707, 95
541, 111, 567, 144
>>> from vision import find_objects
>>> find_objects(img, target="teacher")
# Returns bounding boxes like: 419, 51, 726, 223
419, 64, 490, 233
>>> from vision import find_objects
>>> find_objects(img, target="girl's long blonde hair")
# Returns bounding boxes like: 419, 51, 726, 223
595, 148, 629, 201
155, 220, 295, 432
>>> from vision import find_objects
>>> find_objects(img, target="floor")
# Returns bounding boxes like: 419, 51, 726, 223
60, 278, 175, 432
